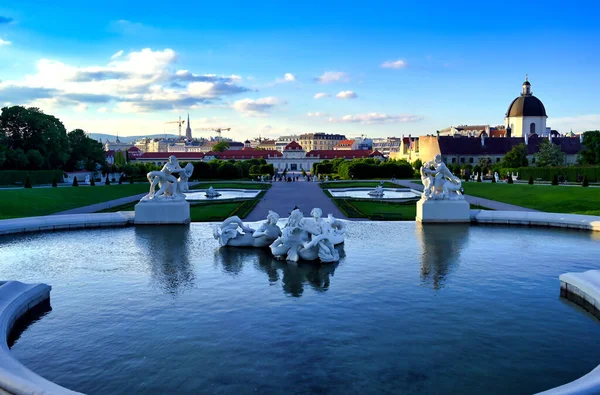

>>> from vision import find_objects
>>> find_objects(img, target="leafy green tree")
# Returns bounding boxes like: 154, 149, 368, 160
213, 141, 230, 152
66, 129, 106, 171
0, 106, 69, 169
411, 158, 422, 171
577, 131, 600, 165
6, 148, 28, 169
501, 143, 529, 168
25, 149, 44, 170
535, 139, 565, 167
114, 151, 126, 167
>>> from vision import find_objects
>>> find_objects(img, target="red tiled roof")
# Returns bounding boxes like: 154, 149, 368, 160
127, 146, 141, 152
305, 150, 384, 159
205, 149, 282, 159
284, 141, 303, 150
334, 139, 356, 147
136, 152, 205, 159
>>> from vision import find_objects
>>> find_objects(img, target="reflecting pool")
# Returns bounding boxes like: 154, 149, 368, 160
328, 188, 420, 200
1, 223, 600, 394
185, 189, 261, 201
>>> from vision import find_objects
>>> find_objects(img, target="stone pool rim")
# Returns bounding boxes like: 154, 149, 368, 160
1, 210, 600, 394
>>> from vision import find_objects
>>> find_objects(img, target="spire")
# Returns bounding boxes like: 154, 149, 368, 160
185, 113, 192, 141
522, 75, 531, 95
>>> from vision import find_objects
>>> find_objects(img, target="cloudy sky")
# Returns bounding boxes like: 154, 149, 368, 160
1, 1, 599, 141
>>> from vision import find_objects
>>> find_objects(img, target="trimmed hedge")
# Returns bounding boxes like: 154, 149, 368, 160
0, 170, 64, 186
519, 166, 600, 182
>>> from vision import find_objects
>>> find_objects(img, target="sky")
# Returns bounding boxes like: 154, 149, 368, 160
1, 0, 599, 141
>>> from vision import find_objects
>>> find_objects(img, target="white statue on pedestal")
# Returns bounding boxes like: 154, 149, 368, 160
84, 175, 90, 185
269, 208, 345, 263
142, 156, 193, 201
494, 172, 499, 183
206, 186, 221, 197
420, 154, 463, 200
214, 211, 282, 247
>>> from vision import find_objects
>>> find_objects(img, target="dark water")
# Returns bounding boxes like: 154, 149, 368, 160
1, 222, 600, 394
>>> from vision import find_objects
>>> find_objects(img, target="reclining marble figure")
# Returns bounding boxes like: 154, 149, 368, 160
269, 208, 345, 263
214, 211, 282, 247
420, 154, 463, 200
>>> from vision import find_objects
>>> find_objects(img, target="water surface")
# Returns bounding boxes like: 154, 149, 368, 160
1, 223, 600, 394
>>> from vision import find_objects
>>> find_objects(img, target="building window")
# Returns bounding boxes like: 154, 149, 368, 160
496, 158, 500, 163
530, 122, 535, 134
469, 157, 474, 163
460, 158, 465, 164
451, 157, 456, 163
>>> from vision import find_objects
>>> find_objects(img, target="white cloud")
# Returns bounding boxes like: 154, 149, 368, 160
97, 107, 108, 113
75, 103, 88, 112
381, 59, 407, 69
315, 71, 349, 84
314, 92, 330, 99
0, 48, 250, 113
284, 73, 296, 82
329, 112, 423, 124
111, 50, 124, 60
549, 114, 600, 134
307, 112, 328, 117
336, 90, 357, 99
232, 97, 285, 116
0, 38, 11, 46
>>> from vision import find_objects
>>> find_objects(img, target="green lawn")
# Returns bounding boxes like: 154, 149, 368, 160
189, 182, 270, 190
463, 182, 600, 215
0, 184, 150, 219
321, 181, 399, 189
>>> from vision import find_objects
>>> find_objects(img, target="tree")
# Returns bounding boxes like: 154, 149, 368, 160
66, 129, 106, 171
114, 151, 126, 167
535, 139, 565, 167
105, 174, 110, 185
0, 106, 69, 169
577, 131, 600, 165
507, 175, 513, 184
213, 141, 230, 152
501, 143, 529, 168
26, 149, 44, 170
72, 176, 79, 187
6, 148, 28, 169
477, 156, 492, 175
411, 159, 422, 171
90, 177, 96, 186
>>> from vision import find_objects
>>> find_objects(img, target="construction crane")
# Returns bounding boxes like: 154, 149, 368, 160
195, 127, 232, 141
164, 116, 186, 139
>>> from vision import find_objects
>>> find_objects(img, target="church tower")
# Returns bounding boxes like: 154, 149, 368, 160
185, 114, 192, 141
504, 76, 548, 137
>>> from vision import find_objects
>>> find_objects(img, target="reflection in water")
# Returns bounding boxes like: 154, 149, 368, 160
215, 247, 341, 297
135, 226, 194, 295
417, 223, 469, 289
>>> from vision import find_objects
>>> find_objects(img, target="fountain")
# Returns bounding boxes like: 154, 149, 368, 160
205, 186, 222, 198
367, 184, 385, 197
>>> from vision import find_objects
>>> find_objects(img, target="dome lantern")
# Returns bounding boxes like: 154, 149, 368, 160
522, 74, 531, 95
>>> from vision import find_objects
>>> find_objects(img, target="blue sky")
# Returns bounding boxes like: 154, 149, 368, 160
1, 0, 599, 140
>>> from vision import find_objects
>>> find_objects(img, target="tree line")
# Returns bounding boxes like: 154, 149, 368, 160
0, 106, 106, 172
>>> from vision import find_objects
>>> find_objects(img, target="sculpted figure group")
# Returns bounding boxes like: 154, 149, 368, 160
420, 154, 463, 201
214, 208, 346, 263
143, 155, 194, 201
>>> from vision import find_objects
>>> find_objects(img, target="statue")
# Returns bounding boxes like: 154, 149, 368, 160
494, 172, 499, 183
214, 211, 282, 247
84, 175, 90, 185
269, 208, 345, 263
419, 154, 463, 200
206, 186, 221, 198
368, 184, 385, 197
325, 175, 329, 182
143, 155, 193, 201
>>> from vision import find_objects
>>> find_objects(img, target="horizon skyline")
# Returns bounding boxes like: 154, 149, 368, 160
1, 1, 599, 141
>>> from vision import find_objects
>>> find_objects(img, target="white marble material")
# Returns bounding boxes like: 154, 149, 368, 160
143, 155, 193, 201
420, 154, 463, 200
269, 208, 345, 263
0, 212, 134, 236
134, 199, 190, 225
470, 210, 600, 232
416, 199, 470, 223
368, 185, 385, 197
214, 211, 282, 247
205, 186, 221, 198
0, 281, 82, 394
536, 270, 600, 394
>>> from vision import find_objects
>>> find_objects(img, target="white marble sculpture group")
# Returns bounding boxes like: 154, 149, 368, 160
368, 181, 385, 197
142, 155, 194, 201
214, 208, 346, 263
205, 186, 221, 198
420, 154, 463, 200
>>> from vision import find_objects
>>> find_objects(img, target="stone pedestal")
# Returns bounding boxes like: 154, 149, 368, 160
134, 200, 190, 225
416, 199, 470, 223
